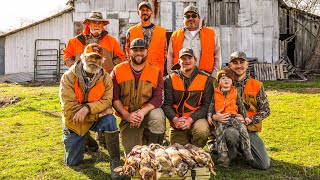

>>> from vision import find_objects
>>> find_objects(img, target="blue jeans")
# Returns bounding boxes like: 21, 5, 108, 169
62, 114, 118, 166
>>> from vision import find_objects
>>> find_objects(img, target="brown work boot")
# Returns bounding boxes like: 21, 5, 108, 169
243, 150, 255, 165
217, 153, 230, 168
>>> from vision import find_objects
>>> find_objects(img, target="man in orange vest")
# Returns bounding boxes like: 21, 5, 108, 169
63, 11, 125, 151
63, 11, 125, 73
60, 44, 122, 179
111, 38, 166, 155
162, 48, 213, 148
125, 1, 167, 73
211, 51, 270, 170
167, 5, 221, 78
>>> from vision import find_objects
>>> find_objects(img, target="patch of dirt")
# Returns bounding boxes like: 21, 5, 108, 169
0, 96, 21, 108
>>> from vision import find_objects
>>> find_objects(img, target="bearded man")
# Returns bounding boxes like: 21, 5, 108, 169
125, 1, 167, 73
111, 38, 166, 155
59, 43, 122, 179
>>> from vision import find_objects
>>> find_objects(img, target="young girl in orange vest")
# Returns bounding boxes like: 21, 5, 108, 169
208, 67, 254, 167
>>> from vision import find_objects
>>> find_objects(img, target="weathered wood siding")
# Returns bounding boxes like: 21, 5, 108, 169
279, 7, 320, 70
208, 0, 279, 65
4, 11, 73, 74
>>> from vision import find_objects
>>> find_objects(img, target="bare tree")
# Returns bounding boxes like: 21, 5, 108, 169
18, 17, 36, 28
284, 0, 319, 15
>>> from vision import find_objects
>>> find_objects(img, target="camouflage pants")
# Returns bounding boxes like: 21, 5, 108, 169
214, 117, 251, 155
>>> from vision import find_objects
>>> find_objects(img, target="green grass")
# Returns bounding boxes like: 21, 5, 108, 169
0, 80, 320, 180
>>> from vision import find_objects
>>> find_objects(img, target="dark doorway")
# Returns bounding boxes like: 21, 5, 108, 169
280, 34, 296, 66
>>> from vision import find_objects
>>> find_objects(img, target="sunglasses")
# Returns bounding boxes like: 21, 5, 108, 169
184, 13, 198, 19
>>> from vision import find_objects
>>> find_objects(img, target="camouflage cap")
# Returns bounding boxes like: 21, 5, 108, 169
83, 43, 104, 57
130, 38, 147, 49
183, 5, 199, 15
216, 67, 235, 82
230, 51, 248, 62
179, 48, 195, 58
138, 1, 152, 10
83, 12, 109, 25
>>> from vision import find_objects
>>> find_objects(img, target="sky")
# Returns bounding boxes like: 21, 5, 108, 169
0, 0, 68, 31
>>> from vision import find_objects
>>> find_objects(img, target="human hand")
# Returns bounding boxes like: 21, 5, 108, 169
73, 106, 89, 124
131, 109, 146, 128
212, 109, 230, 124
208, 116, 216, 126
235, 114, 245, 123
180, 117, 193, 130
244, 117, 252, 125
99, 108, 114, 117
124, 111, 141, 127
127, 110, 143, 128
172, 117, 182, 129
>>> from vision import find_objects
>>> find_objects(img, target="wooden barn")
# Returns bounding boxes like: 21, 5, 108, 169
0, 0, 319, 81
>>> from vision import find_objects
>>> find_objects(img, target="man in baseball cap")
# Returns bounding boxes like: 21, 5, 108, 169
111, 38, 166, 155
125, 0, 167, 74
166, 4, 221, 78
60, 43, 122, 179
211, 50, 271, 170
162, 47, 213, 148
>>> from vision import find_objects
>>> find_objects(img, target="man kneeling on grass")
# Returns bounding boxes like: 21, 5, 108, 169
59, 43, 121, 179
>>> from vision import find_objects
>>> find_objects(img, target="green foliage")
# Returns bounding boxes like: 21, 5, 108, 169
0, 81, 319, 179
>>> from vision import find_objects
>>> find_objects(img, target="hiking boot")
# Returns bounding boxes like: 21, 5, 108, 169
243, 150, 255, 165
217, 153, 230, 168
84, 131, 99, 152
208, 143, 218, 155
146, 131, 165, 145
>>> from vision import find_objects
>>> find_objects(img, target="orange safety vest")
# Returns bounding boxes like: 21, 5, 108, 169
63, 31, 125, 73
214, 86, 238, 115
242, 78, 263, 132
113, 61, 160, 118
171, 27, 215, 73
74, 78, 105, 103
129, 24, 167, 72
170, 72, 208, 127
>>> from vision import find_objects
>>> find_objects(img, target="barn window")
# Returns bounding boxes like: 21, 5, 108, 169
208, 0, 240, 26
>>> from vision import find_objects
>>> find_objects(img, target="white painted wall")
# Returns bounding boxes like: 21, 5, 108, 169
5, 11, 74, 74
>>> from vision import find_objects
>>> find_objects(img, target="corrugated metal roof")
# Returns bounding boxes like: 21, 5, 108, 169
0, 7, 74, 38
0, 72, 34, 83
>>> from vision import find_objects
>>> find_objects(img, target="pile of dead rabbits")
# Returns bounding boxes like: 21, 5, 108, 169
115, 143, 215, 180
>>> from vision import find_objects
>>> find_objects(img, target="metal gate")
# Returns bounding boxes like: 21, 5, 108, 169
34, 39, 68, 80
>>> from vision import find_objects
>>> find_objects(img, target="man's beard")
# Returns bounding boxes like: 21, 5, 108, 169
142, 14, 151, 21
131, 55, 147, 65
90, 28, 102, 37
82, 59, 102, 74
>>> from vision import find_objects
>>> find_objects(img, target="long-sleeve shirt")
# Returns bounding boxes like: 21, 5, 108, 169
166, 27, 221, 77
233, 74, 270, 124
110, 67, 164, 109
162, 67, 213, 122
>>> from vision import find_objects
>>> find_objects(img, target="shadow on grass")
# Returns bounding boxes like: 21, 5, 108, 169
71, 149, 129, 180
71, 151, 112, 180
211, 157, 320, 180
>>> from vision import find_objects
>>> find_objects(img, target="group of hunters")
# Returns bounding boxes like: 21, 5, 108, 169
60, 1, 271, 179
